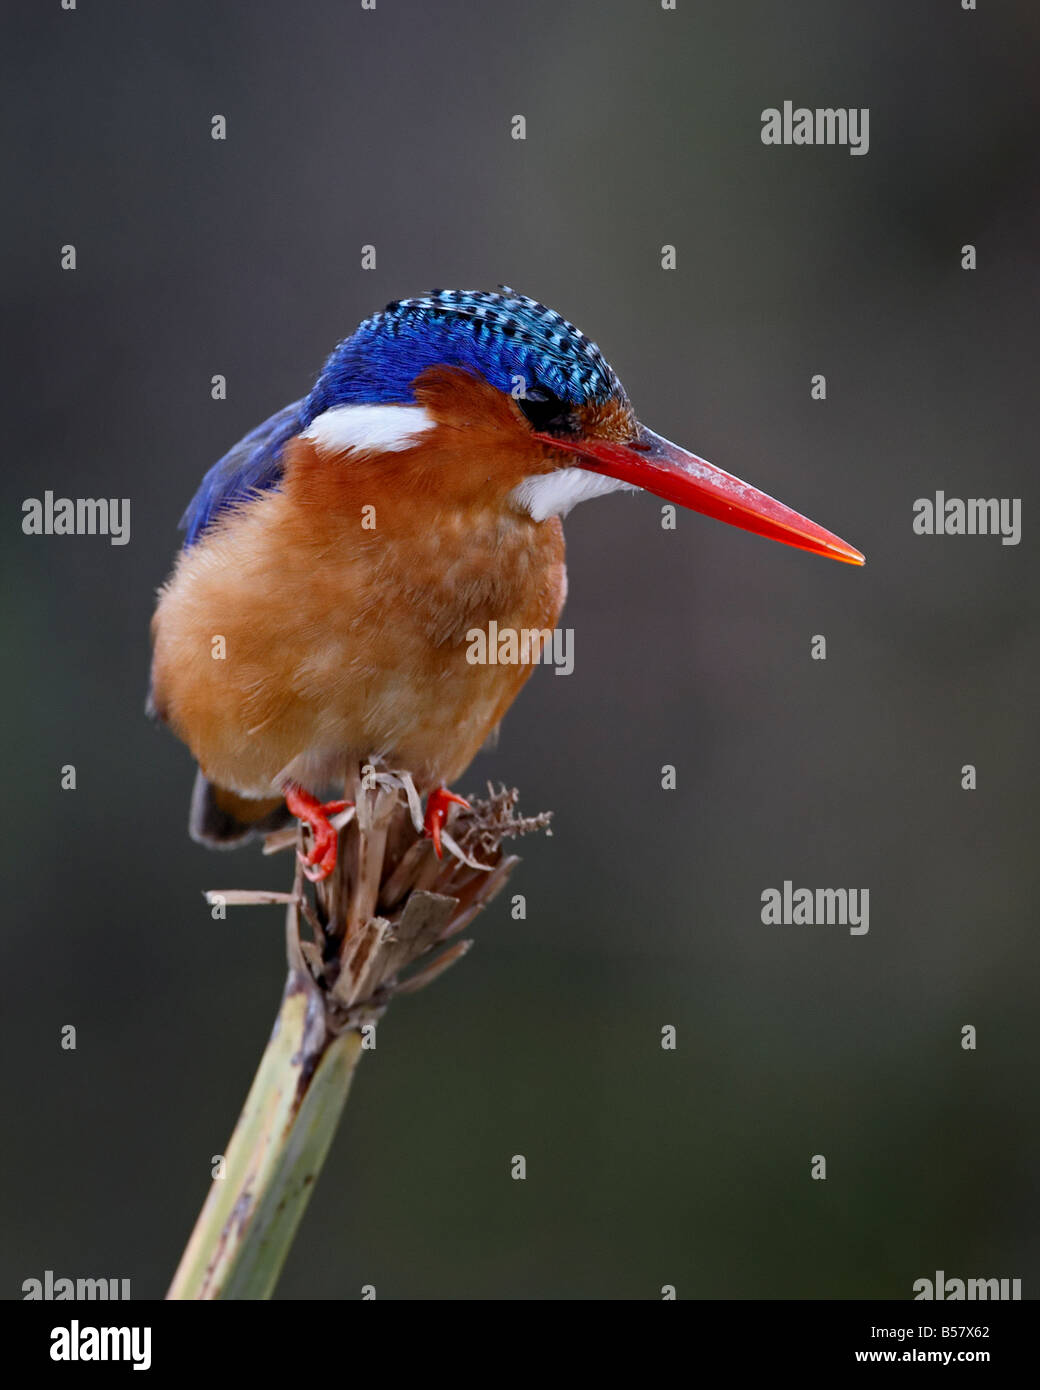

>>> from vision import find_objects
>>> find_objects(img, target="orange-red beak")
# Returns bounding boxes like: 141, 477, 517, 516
534, 426, 865, 566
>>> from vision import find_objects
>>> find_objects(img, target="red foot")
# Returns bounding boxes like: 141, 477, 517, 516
423, 787, 470, 859
285, 784, 353, 883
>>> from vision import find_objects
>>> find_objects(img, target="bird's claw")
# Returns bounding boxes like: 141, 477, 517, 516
285, 785, 353, 883
423, 787, 470, 859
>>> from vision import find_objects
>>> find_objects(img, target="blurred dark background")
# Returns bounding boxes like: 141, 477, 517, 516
2, 0, 1038, 1300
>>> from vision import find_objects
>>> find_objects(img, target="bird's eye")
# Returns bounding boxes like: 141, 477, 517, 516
516, 388, 576, 435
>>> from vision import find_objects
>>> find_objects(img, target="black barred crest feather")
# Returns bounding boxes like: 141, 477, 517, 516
302, 288, 628, 420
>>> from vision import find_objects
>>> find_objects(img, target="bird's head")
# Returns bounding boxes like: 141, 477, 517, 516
299, 288, 864, 565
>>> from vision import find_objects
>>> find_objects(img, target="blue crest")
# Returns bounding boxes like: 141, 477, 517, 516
301, 288, 624, 418
181, 289, 623, 546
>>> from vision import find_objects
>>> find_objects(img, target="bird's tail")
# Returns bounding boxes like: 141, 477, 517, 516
189, 770, 291, 848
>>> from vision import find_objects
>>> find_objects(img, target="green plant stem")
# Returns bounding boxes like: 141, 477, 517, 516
166, 965, 363, 1301
166, 784, 537, 1299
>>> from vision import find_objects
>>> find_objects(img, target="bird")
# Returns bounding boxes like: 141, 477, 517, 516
149, 288, 864, 880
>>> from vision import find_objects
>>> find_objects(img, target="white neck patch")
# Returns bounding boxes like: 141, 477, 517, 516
509, 468, 635, 521
303, 403, 435, 458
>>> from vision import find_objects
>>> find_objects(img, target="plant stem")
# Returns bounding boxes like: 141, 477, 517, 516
167, 781, 544, 1300
167, 919, 364, 1300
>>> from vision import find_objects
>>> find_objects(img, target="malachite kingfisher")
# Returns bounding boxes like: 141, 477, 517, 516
149, 288, 864, 880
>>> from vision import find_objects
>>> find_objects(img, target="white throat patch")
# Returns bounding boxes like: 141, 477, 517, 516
303, 404, 435, 457
509, 468, 635, 521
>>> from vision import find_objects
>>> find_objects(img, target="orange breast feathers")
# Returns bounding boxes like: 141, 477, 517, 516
149, 369, 568, 800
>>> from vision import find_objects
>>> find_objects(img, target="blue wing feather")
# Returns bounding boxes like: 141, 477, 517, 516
179, 400, 303, 547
